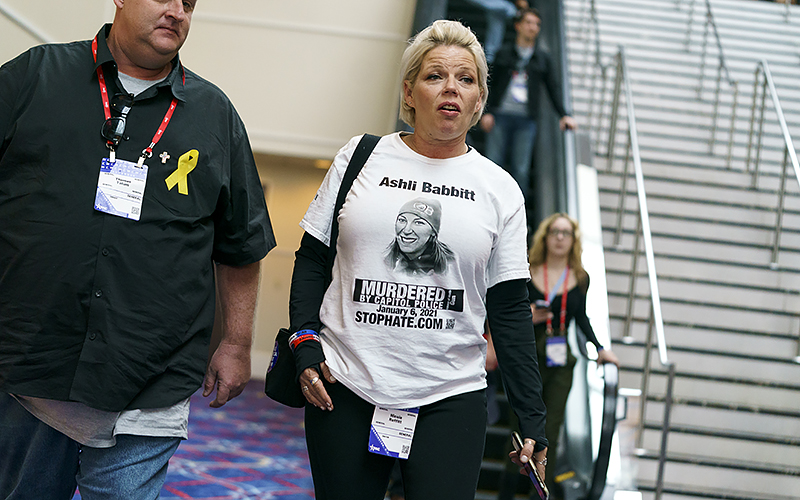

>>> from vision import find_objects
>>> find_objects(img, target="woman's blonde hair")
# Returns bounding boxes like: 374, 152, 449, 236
529, 213, 588, 284
398, 20, 488, 129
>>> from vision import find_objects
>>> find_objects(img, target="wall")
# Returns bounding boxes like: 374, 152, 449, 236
1, 0, 417, 378
252, 155, 327, 373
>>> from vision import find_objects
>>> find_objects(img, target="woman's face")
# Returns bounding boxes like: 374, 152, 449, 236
403, 45, 483, 145
546, 217, 574, 258
395, 213, 434, 258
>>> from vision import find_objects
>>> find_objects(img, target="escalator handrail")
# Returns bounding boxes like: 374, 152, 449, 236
588, 363, 619, 500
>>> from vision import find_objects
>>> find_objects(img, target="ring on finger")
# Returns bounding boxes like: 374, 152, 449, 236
310, 377, 320, 385
302, 385, 310, 393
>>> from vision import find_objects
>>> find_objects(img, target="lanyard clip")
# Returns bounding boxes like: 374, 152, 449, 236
137, 149, 152, 168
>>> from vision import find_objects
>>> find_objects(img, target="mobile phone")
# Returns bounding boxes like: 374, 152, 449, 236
534, 299, 550, 309
511, 431, 549, 500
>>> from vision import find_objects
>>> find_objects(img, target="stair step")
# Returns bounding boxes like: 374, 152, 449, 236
604, 230, 800, 274
643, 421, 800, 447
608, 294, 797, 336
599, 191, 800, 228
596, 170, 800, 211
609, 315, 797, 356
603, 250, 800, 290
636, 480, 800, 500
613, 343, 800, 388
639, 399, 800, 441
615, 338, 799, 371
639, 426, 800, 470
635, 456, 800, 500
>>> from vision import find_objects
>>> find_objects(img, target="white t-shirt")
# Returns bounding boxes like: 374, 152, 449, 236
300, 132, 530, 408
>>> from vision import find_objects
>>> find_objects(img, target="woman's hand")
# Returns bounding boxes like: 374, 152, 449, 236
509, 438, 547, 481
596, 348, 620, 367
530, 304, 552, 325
299, 362, 337, 411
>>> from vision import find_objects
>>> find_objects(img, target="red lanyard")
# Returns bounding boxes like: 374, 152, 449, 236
543, 263, 569, 335
93, 36, 182, 165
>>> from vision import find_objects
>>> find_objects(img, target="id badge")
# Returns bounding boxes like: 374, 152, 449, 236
510, 71, 528, 103
368, 406, 419, 459
545, 336, 568, 367
94, 158, 148, 221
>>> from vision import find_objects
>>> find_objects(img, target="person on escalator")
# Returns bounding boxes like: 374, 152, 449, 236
479, 8, 577, 206
527, 212, 619, 498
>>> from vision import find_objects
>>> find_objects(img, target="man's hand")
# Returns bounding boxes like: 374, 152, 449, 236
480, 113, 496, 133
203, 342, 251, 408
206, 261, 261, 408
559, 115, 577, 131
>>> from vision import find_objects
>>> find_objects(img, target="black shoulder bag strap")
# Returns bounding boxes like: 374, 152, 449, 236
324, 133, 380, 284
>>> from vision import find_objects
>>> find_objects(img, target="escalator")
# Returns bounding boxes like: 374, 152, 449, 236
476, 355, 619, 500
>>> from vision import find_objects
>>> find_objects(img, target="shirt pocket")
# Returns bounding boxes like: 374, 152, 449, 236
144, 149, 222, 221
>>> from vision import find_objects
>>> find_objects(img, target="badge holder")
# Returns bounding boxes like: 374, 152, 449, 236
368, 406, 419, 459
545, 335, 568, 367
94, 158, 148, 221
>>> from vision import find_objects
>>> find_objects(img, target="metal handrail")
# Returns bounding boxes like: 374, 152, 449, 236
605, 46, 677, 500
685, 0, 739, 166
583, 0, 615, 157
588, 363, 619, 500
745, 59, 800, 275
0, 1, 53, 44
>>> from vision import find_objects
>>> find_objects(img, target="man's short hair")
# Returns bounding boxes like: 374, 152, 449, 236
514, 7, 542, 26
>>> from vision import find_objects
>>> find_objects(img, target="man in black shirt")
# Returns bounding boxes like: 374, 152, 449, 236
479, 8, 577, 202
0, 0, 275, 497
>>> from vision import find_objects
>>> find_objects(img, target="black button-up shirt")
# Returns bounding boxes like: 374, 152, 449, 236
0, 25, 276, 411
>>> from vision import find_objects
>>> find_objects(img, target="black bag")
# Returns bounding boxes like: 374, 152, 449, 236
264, 328, 304, 407
265, 134, 380, 407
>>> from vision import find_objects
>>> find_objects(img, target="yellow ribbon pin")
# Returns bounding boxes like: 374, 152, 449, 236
165, 149, 198, 195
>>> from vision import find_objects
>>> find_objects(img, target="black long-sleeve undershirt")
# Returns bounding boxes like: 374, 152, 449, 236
287, 232, 329, 378
486, 278, 548, 450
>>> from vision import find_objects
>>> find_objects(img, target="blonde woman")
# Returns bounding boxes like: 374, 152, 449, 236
528, 213, 618, 497
289, 19, 547, 500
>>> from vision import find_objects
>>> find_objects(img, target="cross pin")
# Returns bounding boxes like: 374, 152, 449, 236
160, 151, 171, 164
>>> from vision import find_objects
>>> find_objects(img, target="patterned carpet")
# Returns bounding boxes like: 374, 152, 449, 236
75, 380, 314, 499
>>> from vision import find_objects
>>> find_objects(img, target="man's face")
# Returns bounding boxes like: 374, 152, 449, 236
515, 12, 541, 41
115, 0, 196, 60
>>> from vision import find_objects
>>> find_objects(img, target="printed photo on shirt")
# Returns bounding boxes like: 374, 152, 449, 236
384, 197, 454, 276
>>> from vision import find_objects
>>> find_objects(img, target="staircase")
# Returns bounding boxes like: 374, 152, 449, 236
564, 0, 800, 499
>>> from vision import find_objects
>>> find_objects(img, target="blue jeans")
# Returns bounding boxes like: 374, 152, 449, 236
484, 113, 538, 200
0, 393, 181, 500
465, 0, 517, 63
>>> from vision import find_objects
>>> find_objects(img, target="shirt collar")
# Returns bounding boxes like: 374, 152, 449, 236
93, 24, 187, 103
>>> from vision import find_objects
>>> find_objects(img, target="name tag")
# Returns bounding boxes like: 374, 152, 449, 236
368, 406, 419, 459
510, 71, 528, 103
546, 335, 568, 367
94, 158, 148, 221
